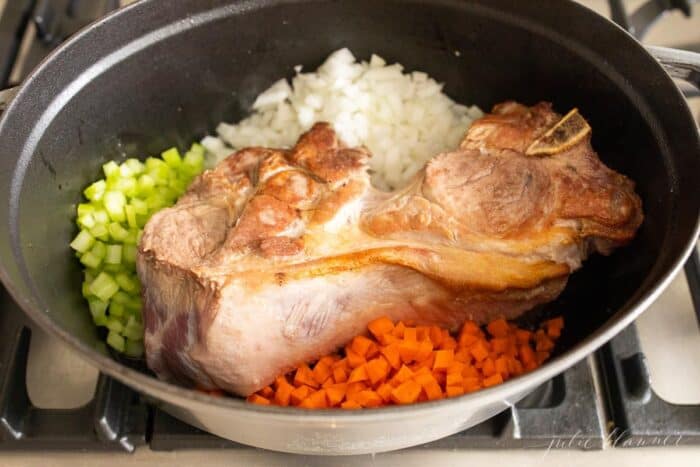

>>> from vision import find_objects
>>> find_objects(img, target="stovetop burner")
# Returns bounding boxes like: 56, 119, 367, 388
0, 0, 699, 453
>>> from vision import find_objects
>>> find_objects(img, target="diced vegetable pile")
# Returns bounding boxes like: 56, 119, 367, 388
70, 145, 205, 357
245, 316, 564, 408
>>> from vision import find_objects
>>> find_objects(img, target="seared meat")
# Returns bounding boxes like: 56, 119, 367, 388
137, 102, 642, 396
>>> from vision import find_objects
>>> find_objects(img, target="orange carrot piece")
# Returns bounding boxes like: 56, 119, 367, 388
348, 365, 369, 383
416, 326, 430, 341
446, 372, 463, 387
294, 364, 319, 388
398, 340, 419, 363
463, 376, 482, 392
326, 384, 347, 406
340, 400, 361, 409
429, 326, 444, 346
247, 394, 271, 405
366, 357, 390, 386
368, 316, 394, 340
433, 349, 454, 370
312, 360, 332, 385
346, 382, 368, 400
346, 349, 366, 369
415, 340, 434, 361
490, 337, 509, 354
351, 335, 374, 357
393, 321, 406, 338
259, 385, 274, 398
483, 373, 504, 388
461, 320, 481, 336
535, 330, 555, 352
333, 364, 348, 383
454, 348, 472, 364
403, 327, 417, 341
274, 381, 294, 406
299, 389, 328, 409
482, 357, 496, 377
494, 356, 510, 378
376, 383, 394, 402
446, 385, 465, 398
544, 317, 564, 338
470, 340, 489, 362
390, 380, 422, 404
290, 385, 313, 405
391, 365, 414, 386
487, 318, 509, 338
356, 390, 383, 408
381, 343, 402, 370
515, 329, 532, 344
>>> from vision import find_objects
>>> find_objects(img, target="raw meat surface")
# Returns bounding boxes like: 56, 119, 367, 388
137, 102, 642, 395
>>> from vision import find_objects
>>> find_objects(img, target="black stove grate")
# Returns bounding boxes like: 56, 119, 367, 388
0, 0, 699, 453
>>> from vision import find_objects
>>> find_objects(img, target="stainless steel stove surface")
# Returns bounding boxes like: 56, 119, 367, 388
0, 1, 699, 466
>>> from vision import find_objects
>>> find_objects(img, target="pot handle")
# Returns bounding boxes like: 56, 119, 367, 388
0, 86, 19, 114
646, 45, 700, 89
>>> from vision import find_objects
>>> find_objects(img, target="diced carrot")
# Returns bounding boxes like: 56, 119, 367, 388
398, 339, 419, 363
333, 365, 348, 383
341, 400, 361, 409
321, 377, 335, 388
483, 373, 504, 388
429, 326, 444, 346
351, 335, 375, 357
299, 389, 328, 409
366, 357, 390, 386
447, 361, 465, 375
482, 357, 496, 377
346, 382, 368, 400
393, 321, 406, 338
491, 337, 509, 354
380, 343, 401, 369
290, 385, 313, 405
433, 349, 454, 370
368, 316, 394, 340
461, 320, 481, 336
458, 332, 479, 348
365, 342, 380, 359
454, 348, 472, 364
294, 364, 319, 388
446, 372, 463, 387
247, 394, 271, 405
415, 340, 435, 362
312, 360, 332, 385
326, 384, 347, 406
515, 329, 532, 344
382, 334, 400, 345
403, 327, 417, 341
348, 365, 369, 383
446, 385, 464, 397
318, 355, 338, 367
274, 380, 294, 406
462, 364, 479, 378
494, 356, 510, 378
470, 340, 489, 362
463, 376, 481, 392
519, 344, 535, 365
376, 383, 394, 402
391, 380, 422, 404
391, 365, 414, 386
486, 318, 509, 338
346, 349, 366, 368
356, 390, 383, 408
440, 335, 457, 350
536, 351, 550, 365
543, 317, 564, 338
416, 326, 430, 341
259, 385, 274, 398
535, 330, 555, 352
509, 359, 524, 376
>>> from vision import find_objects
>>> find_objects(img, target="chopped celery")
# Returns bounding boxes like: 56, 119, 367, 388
88, 272, 119, 301
125, 339, 144, 357
70, 230, 95, 253
84, 179, 106, 201
102, 161, 119, 178
106, 331, 125, 352
74, 144, 204, 356
105, 244, 122, 264
161, 147, 182, 168
125, 205, 137, 228
108, 222, 129, 241
103, 191, 126, 222
80, 251, 102, 269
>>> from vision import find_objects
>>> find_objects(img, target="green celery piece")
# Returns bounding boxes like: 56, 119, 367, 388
70, 230, 95, 253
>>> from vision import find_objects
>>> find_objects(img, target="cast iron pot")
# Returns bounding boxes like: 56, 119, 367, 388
0, 0, 698, 455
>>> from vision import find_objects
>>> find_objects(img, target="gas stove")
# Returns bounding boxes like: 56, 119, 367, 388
0, 0, 699, 456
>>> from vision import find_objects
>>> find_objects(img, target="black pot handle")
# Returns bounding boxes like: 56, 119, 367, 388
0, 86, 19, 114
646, 45, 700, 89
